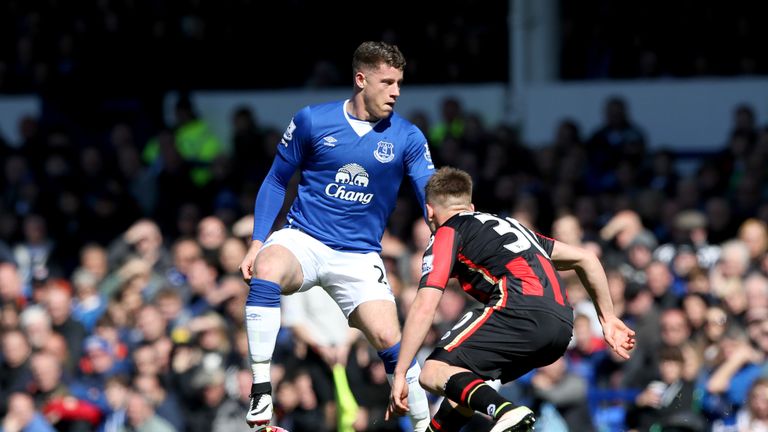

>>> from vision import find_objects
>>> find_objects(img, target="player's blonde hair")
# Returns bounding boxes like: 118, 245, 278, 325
425, 167, 472, 207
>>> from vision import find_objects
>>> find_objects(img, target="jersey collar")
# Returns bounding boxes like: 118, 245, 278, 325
343, 99, 380, 137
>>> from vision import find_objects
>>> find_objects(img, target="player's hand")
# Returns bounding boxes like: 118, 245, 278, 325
239, 240, 263, 282
385, 373, 409, 420
602, 316, 636, 360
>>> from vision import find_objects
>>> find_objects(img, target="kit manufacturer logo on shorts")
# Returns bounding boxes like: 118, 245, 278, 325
373, 141, 395, 163
325, 163, 374, 204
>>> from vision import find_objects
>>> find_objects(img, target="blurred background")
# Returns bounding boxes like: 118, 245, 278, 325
0, 1, 767, 431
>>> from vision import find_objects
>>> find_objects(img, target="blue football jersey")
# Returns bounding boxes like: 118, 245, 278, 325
277, 99, 435, 253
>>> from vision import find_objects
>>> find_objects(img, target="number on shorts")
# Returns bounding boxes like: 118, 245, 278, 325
373, 265, 388, 285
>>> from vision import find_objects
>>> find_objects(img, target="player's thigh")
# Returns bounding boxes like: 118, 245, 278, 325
348, 299, 400, 350
322, 251, 398, 349
254, 229, 321, 293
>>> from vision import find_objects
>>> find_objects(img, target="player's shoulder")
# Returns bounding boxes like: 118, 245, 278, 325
306, 99, 345, 115
292, 100, 342, 122
389, 111, 423, 134
292, 100, 344, 132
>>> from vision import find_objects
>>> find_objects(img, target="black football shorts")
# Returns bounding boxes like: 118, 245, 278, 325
428, 306, 573, 383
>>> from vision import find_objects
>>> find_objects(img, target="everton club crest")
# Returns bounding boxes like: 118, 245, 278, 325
373, 141, 395, 163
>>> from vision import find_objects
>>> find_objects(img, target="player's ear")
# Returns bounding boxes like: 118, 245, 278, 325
426, 203, 435, 221
426, 204, 438, 232
470, 203, 475, 211
355, 72, 366, 89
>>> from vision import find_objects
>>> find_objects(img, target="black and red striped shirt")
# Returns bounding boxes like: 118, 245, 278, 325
419, 211, 573, 323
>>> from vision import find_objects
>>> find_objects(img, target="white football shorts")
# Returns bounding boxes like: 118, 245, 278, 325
261, 228, 395, 318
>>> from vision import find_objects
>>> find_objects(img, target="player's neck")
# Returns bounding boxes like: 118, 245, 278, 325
346, 98, 377, 122
437, 205, 473, 225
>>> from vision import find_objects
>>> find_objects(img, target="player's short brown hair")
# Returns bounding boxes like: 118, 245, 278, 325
425, 166, 473, 206
353, 41, 406, 72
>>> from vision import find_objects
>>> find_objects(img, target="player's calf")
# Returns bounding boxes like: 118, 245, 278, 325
378, 342, 430, 432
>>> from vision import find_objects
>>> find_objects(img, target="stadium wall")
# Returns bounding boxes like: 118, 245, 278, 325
165, 78, 768, 153
0, 78, 765, 152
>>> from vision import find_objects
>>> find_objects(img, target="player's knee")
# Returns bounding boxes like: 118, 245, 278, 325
418, 364, 440, 394
252, 258, 282, 281
252, 249, 301, 290
368, 327, 401, 351
252, 262, 291, 291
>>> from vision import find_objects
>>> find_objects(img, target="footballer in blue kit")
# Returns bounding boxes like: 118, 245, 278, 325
262, 98, 435, 253
240, 41, 433, 431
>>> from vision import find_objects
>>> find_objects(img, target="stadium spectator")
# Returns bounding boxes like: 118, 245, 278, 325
530, 357, 596, 431
586, 96, 646, 191
143, 95, 224, 188
738, 219, 768, 273
208, 367, 254, 431
566, 313, 608, 386
626, 346, 704, 432
645, 260, 678, 310
217, 236, 247, 278
119, 390, 176, 432
699, 326, 763, 426
735, 377, 768, 432
655, 210, 721, 269
100, 375, 130, 432
77, 244, 109, 290
13, 214, 63, 289
107, 219, 171, 278
19, 305, 53, 352
0, 329, 33, 413
0, 262, 24, 308
70, 335, 126, 414
70, 268, 107, 333
619, 284, 661, 389
0, 392, 56, 432
27, 351, 102, 431
681, 292, 710, 340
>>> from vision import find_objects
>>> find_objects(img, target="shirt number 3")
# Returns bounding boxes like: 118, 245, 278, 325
472, 214, 550, 259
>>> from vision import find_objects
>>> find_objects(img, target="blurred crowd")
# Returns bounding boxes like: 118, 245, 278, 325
2, 0, 767, 96
1, 2, 767, 432
560, 1, 768, 79
0, 0, 507, 95
0, 90, 767, 432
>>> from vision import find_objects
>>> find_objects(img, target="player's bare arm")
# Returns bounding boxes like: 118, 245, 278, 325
387, 287, 444, 418
550, 240, 636, 359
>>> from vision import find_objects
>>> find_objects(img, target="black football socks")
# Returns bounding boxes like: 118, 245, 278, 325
443, 372, 514, 422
